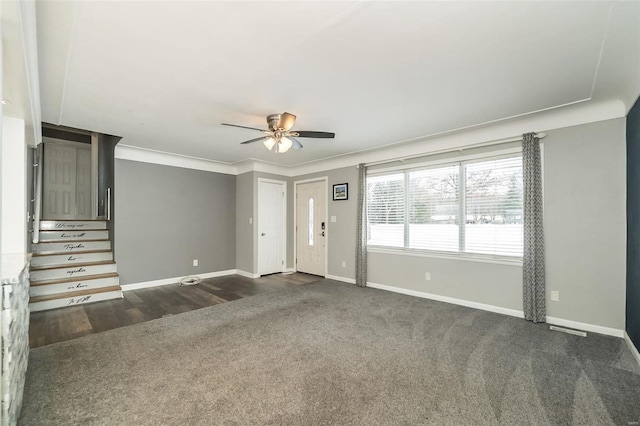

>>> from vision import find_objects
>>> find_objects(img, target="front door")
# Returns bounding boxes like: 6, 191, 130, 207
296, 180, 326, 276
258, 179, 286, 275
43, 141, 92, 220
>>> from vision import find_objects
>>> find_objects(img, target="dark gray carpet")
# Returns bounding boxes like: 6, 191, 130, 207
20, 280, 640, 425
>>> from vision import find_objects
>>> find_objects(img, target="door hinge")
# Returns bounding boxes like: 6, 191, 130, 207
282, 260, 284, 265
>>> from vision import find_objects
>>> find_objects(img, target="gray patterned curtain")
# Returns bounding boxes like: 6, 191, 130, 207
356, 163, 367, 287
522, 133, 545, 323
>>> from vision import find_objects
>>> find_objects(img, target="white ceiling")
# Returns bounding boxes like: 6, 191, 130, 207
36, 1, 640, 167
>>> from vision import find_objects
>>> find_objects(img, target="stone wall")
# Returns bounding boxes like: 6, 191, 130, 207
1, 255, 31, 425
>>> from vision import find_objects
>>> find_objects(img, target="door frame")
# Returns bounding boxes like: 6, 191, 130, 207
293, 176, 328, 277
257, 178, 287, 276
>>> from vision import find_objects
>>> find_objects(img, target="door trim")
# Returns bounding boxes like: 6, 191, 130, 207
91, 133, 99, 219
293, 177, 328, 277
257, 178, 287, 275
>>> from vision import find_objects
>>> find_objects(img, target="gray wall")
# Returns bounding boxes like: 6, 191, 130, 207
361, 118, 627, 330
544, 119, 626, 329
235, 172, 254, 274
115, 159, 236, 284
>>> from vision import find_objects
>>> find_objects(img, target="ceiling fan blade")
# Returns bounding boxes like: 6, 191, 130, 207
277, 112, 297, 131
293, 131, 335, 139
222, 123, 265, 132
240, 136, 268, 145
290, 137, 303, 150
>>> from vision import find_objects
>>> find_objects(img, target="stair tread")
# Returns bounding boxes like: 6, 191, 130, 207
29, 286, 122, 303
30, 273, 119, 286
31, 260, 116, 271
32, 250, 112, 257
38, 239, 109, 243
34, 239, 110, 244
40, 229, 109, 233
40, 219, 106, 222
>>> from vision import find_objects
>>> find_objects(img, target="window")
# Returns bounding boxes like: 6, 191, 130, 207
367, 173, 405, 247
409, 165, 459, 252
367, 154, 523, 259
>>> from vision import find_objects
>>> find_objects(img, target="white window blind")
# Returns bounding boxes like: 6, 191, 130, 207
408, 165, 459, 252
366, 153, 524, 260
367, 173, 405, 247
464, 156, 523, 257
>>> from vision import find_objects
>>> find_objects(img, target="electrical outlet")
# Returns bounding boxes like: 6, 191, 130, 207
551, 290, 559, 302
193, 259, 198, 267
425, 272, 431, 281
342, 261, 346, 268
331, 216, 337, 223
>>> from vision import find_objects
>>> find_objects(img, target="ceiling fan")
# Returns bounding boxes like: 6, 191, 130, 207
222, 112, 335, 153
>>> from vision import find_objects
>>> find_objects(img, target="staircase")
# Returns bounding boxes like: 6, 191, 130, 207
29, 220, 123, 312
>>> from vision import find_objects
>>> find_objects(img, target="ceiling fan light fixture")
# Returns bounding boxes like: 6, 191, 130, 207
276, 136, 293, 153
263, 137, 276, 151
226, 112, 335, 153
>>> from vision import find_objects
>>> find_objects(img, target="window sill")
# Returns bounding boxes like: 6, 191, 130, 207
367, 246, 523, 266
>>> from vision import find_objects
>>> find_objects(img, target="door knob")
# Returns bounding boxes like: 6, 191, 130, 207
261, 233, 266, 236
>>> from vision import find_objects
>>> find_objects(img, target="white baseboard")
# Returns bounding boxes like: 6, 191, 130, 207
326, 274, 356, 284
365, 282, 625, 338
624, 332, 640, 367
121, 269, 236, 291
235, 269, 260, 279
366, 282, 525, 319
546, 316, 624, 338
284, 268, 295, 273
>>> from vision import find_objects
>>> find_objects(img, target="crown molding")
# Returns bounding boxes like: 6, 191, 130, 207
286, 98, 625, 176
115, 144, 237, 175
114, 99, 625, 177
233, 159, 295, 177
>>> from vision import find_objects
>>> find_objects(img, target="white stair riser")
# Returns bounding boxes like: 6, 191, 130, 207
31, 252, 113, 268
30, 263, 117, 281
29, 291, 123, 312
32, 241, 111, 254
39, 230, 109, 242
40, 221, 107, 231
30, 276, 120, 297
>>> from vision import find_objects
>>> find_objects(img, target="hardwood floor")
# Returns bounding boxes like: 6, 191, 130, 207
29, 272, 321, 348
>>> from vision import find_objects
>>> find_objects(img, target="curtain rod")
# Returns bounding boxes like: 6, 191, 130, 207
362, 132, 546, 168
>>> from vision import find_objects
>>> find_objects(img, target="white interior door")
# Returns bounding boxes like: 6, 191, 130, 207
296, 180, 326, 276
43, 143, 77, 220
258, 180, 286, 275
43, 142, 93, 220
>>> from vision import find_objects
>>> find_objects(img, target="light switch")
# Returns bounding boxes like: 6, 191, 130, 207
249, 217, 253, 225
330, 216, 337, 223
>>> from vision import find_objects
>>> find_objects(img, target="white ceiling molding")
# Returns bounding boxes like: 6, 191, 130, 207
234, 159, 294, 177
114, 98, 625, 177
287, 98, 626, 176
115, 144, 236, 175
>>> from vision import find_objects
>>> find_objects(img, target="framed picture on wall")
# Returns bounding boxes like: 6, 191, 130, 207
333, 183, 348, 201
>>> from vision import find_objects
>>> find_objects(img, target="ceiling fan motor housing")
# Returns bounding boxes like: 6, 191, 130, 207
266, 114, 281, 131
